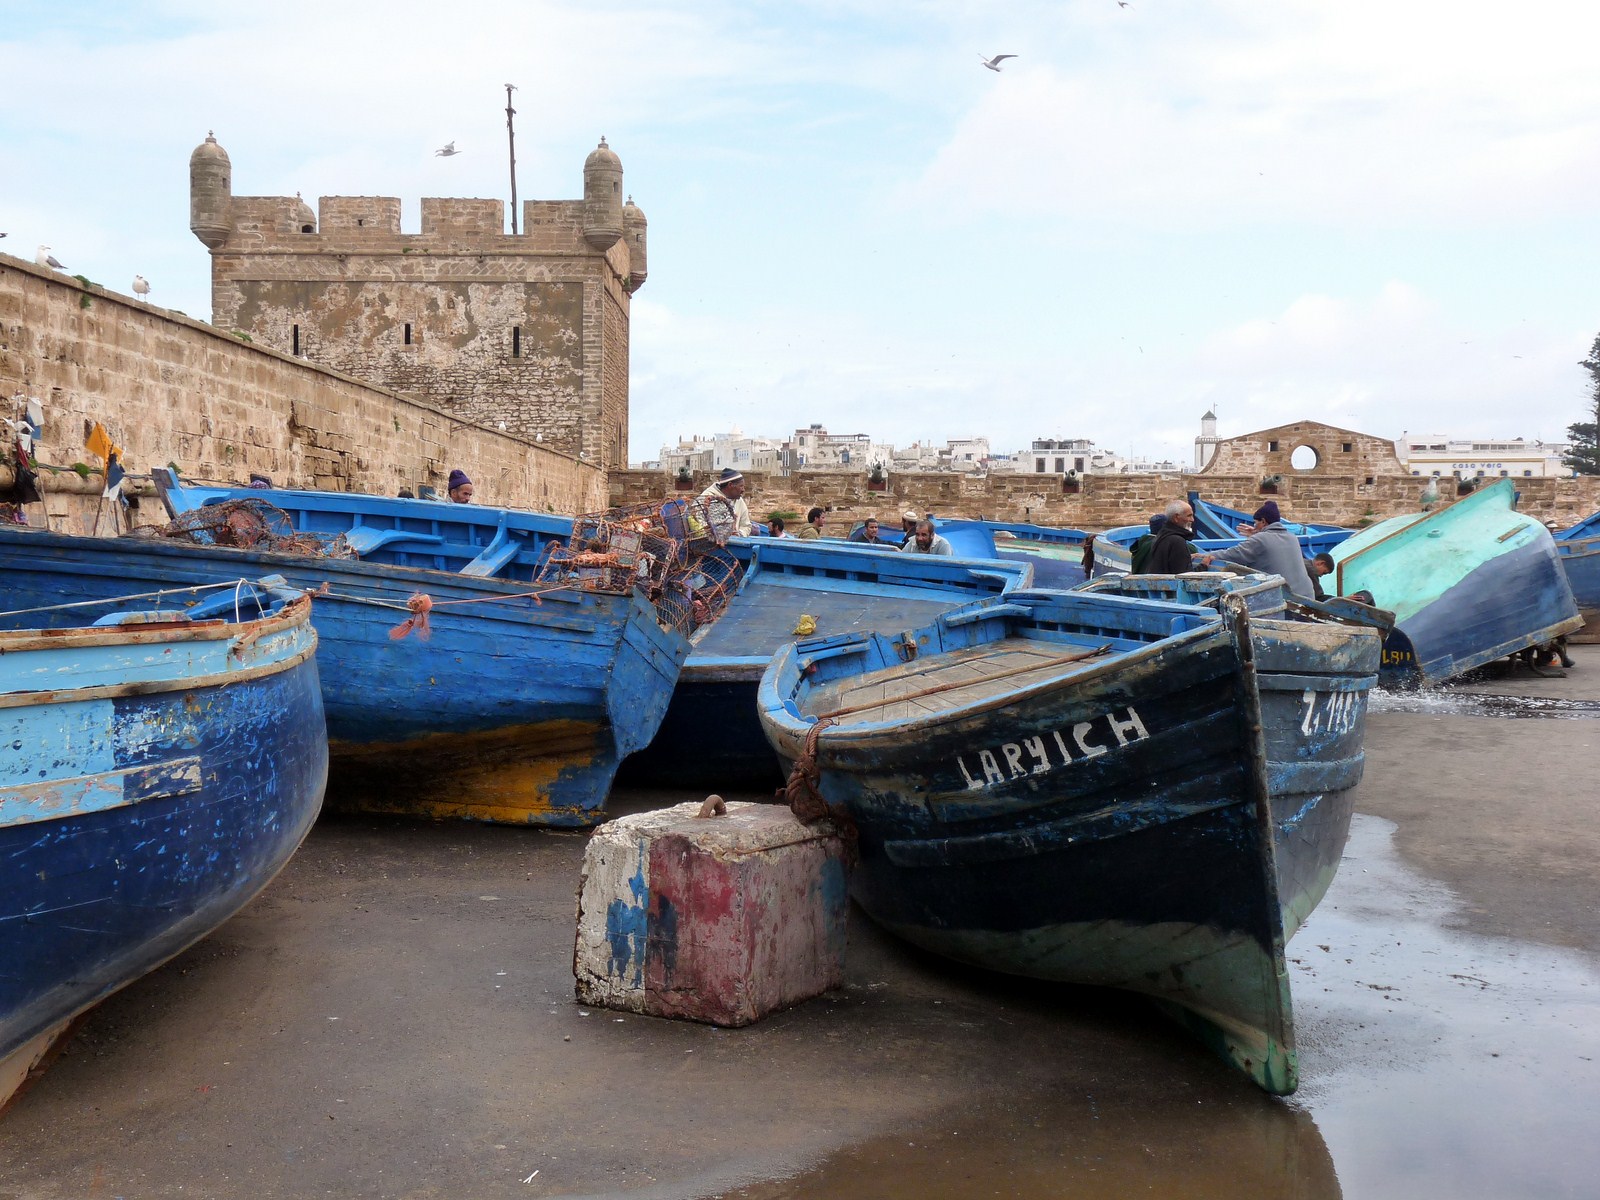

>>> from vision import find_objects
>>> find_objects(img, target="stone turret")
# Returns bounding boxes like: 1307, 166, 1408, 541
189, 131, 233, 250
622, 196, 648, 292
582, 137, 623, 250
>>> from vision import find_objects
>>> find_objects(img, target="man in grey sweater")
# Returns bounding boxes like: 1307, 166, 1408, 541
1200, 500, 1314, 599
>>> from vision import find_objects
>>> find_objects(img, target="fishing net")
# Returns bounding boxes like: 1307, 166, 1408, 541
153, 498, 356, 558
534, 501, 743, 633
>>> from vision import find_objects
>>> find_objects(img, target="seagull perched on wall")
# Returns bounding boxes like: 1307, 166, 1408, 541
1420, 477, 1440, 510
980, 54, 1017, 71
132, 275, 151, 301
435, 141, 459, 157
36, 245, 67, 270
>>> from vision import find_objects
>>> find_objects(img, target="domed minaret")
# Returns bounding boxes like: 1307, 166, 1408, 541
189, 131, 233, 250
582, 137, 624, 250
622, 196, 648, 292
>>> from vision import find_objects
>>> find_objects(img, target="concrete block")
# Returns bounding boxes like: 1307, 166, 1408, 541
574, 800, 848, 1026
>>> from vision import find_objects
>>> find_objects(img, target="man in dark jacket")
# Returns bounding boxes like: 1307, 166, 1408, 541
1129, 515, 1167, 574
1146, 501, 1200, 574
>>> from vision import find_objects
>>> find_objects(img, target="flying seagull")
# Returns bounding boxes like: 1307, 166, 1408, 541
133, 275, 151, 301
36, 245, 66, 270
980, 54, 1017, 72
435, 141, 459, 157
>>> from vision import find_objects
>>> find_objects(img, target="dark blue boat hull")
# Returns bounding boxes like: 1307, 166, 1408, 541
761, 594, 1298, 1092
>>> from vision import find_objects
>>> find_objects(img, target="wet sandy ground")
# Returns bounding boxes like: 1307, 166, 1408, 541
2, 648, 1597, 1199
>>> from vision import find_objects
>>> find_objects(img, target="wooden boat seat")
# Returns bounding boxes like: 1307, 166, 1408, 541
811, 636, 1107, 726
344, 527, 445, 557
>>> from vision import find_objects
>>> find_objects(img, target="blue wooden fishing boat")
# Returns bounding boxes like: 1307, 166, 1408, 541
1, 580, 326, 1106
0, 476, 690, 827
1092, 493, 1350, 576
1326, 479, 1582, 686
935, 520, 1091, 588
758, 589, 1304, 1093
1554, 511, 1600, 634
622, 538, 1032, 788
1079, 571, 1383, 933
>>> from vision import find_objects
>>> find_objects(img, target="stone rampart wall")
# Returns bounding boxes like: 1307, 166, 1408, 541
612, 468, 1600, 532
0, 254, 603, 534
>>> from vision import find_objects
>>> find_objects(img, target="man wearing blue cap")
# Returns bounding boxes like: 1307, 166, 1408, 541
1201, 499, 1314, 599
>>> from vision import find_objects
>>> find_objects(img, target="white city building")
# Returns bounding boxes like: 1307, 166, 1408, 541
1395, 434, 1574, 480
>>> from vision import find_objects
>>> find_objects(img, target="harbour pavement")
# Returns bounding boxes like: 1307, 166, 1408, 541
2, 646, 1597, 1200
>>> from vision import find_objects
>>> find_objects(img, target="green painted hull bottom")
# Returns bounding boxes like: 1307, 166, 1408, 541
878, 915, 1297, 1096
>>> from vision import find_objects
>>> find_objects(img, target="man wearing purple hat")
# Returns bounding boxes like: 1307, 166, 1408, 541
1200, 499, 1314, 599
447, 469, 475, 504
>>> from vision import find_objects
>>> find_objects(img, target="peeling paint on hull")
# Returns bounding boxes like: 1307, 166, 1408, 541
0, 600, 327, 1103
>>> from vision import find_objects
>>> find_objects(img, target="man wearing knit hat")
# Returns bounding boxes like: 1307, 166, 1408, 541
1201, 499, 1314, 599
697, 467, 752, 542
447, 469, 474, 503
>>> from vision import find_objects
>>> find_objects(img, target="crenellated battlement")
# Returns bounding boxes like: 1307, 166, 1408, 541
191, 133, 646, 471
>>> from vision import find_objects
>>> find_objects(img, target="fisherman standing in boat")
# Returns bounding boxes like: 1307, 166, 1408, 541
1145, 501, 1200, 574
697, 468, 752, 541
1201, 500, 1315, 599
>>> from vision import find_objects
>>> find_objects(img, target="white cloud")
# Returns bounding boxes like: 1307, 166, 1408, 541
907, 0, 1600, 230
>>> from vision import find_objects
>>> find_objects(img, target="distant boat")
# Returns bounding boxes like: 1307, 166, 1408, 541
1093, 493, 1351, 576
0, 474, 690, 827
759, 588, 1317, 1094
1327, 479, 1582, 686
1, 579, 326, 1107
623, 535, 1032, 788
935, 519, 1091, 588
1553, 511, 1600, 636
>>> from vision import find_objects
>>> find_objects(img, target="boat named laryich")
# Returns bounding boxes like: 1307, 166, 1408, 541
759, 590, 1301, 1094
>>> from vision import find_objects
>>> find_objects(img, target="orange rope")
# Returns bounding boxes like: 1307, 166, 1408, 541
388, 593, 433, 640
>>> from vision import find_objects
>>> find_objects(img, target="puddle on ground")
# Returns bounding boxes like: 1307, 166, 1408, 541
714, 815, 1600, 1200
1369, 688, 1600, 719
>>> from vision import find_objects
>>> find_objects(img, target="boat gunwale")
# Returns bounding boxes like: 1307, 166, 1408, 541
0, 592, 312, 654
0, 603, 318, 711
766, 613, 1229, 743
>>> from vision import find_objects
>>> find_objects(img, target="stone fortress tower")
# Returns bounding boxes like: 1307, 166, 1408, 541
190, 133, 647, 471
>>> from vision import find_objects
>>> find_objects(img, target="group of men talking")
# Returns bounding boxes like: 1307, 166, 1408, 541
1130, 498, 1334, 602
692, 470, 1338, 595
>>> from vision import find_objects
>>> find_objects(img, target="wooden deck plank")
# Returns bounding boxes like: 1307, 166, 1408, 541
814, 637, 1108, 726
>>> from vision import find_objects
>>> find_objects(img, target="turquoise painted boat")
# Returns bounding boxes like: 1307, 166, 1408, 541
1327, 479, 1581, 686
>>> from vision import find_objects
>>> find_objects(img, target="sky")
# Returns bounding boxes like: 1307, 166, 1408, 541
4, 0, 1600, 467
